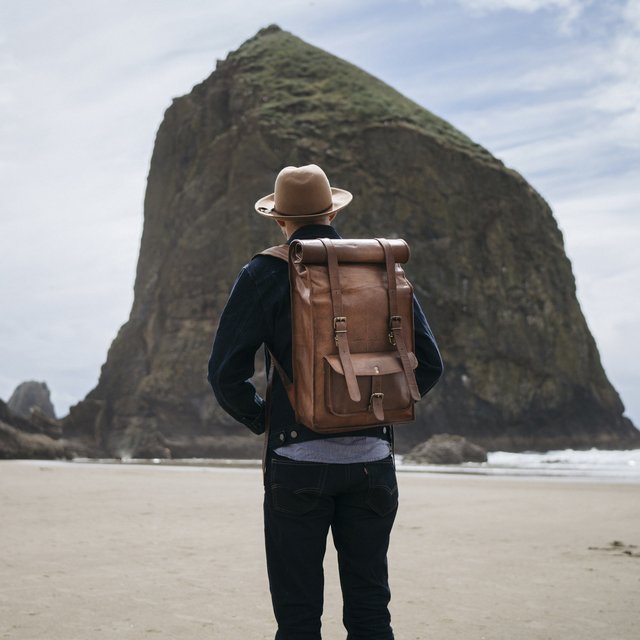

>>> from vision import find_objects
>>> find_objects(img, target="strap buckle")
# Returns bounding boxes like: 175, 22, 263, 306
388, 315, 402, 345
334, 316, 347, 345
369, 392, 384, 410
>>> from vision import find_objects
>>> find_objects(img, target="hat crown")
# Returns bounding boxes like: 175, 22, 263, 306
274, 165, 333, 216
254, 164, 352, 220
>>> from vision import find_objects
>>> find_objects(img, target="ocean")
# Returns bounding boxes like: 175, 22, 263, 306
397, 448, 640, 482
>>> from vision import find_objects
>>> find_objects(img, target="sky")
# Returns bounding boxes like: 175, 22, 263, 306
1, 0, 638, 429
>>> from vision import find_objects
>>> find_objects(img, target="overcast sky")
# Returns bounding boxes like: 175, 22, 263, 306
1, 0, 638, 431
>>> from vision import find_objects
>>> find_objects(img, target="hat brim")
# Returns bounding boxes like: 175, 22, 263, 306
254, 187, 353, 220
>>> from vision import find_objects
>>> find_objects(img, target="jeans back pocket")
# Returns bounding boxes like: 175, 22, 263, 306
269, 459, 328, 515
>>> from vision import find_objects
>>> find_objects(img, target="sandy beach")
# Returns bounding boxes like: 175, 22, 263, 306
1, 461, 638, 640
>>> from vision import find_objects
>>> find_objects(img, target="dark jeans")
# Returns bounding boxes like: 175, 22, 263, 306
263, 452, 399, 640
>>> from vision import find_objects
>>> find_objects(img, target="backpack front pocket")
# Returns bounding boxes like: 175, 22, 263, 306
324, 351, 418, 420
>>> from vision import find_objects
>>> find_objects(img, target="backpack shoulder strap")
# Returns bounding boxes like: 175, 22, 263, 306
254, 244, 294, 404
254, 245, 295, 469
255, 244, 289, 262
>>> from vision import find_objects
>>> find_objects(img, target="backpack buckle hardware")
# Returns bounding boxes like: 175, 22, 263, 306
388, 315, 402, 345
369, 392, 384, 410
333, 316, 347, 344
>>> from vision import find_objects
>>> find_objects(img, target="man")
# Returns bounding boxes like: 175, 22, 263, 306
208, 164, 443, 640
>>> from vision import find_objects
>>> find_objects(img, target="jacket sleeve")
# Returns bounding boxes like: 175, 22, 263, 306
207, 267, 267, 435
413, 293, 444, 397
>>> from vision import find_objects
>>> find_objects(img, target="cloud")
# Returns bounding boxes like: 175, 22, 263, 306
454, 0, 589, 31
458, 0, 583, 13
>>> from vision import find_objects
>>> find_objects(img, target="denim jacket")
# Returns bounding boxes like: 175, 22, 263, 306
208, 224, 444, 449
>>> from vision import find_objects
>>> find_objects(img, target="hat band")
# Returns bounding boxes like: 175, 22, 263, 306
272, 202, 334, 216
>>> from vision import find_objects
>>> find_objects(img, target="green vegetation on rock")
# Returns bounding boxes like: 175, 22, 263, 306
218, 25, 494, 163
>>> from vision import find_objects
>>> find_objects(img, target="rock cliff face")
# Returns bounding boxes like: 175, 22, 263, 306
63, 25, 638, 456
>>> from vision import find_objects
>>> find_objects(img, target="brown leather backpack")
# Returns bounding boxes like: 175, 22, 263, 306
261, 238, 420, 434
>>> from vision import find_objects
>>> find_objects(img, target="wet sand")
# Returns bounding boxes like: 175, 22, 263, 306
1, 460, 638, 639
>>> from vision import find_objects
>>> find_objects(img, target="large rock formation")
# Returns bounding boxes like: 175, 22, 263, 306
404, 434, 488, 465
62, 25, 638, 457
8, 381, 56, 420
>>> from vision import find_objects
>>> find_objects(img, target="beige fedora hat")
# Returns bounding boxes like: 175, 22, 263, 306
255, 164, 352, 220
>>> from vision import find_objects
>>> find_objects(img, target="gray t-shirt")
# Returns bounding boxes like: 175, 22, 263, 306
275, 436, 391, 463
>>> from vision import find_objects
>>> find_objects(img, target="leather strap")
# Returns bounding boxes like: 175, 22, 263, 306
377, 238, 421, 402
321, 239, 361, 403
370, 375, 385, 421
267, 347, 296, 409
257, 244, 289, 261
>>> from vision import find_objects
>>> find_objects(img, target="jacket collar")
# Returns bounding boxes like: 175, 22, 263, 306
287, 224, 341, 244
